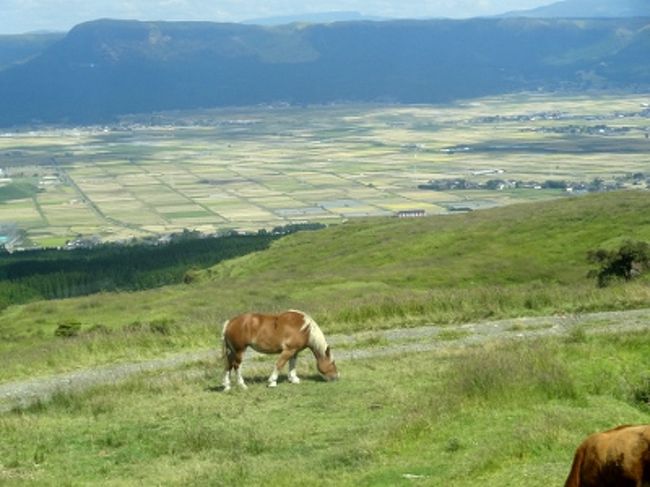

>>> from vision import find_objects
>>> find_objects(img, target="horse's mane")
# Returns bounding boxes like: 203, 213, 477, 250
294, 310, 329, 357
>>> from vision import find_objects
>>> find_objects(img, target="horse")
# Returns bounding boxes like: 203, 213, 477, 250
221, 309, 339, 391
564, 424, 650, 487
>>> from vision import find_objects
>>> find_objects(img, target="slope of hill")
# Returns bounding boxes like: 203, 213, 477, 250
0, 18, 649, 125
503, 0, 650, 18
204, 191, 650, 295
0, 32, 64, 71
1, 190, 649, 384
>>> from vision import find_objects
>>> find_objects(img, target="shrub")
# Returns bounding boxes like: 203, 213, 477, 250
587, 240, 650, 287
124, 318, 174, 335
183, 269, 200, 284
149, 318, 174, 335
54, 320, 82, 338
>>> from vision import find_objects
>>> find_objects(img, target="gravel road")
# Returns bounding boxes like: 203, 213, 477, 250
1, 308, 649, 413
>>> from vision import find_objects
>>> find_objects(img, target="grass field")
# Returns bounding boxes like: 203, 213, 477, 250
0, 92, 648, 247
1, 331, 648, 485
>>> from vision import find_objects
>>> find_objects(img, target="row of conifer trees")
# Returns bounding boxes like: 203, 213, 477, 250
0, 232, 278, 310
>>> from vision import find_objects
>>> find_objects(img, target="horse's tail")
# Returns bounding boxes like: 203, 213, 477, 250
564, 443, 584, 487
221, 319, 231, 368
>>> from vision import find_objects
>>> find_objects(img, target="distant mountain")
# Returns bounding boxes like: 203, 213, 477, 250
243, 11, 385, 25
502, 0, 650, 18
0, 32, 64, 71
0, 18, 649, 126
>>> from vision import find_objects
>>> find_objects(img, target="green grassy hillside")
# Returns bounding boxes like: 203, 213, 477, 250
210, 190, 650, 287
0, 191, 649, 381
2, 331, 649, 485
203, 190, 650, 322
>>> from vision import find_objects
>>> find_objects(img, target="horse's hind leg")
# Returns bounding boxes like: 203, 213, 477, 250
222, 370, 232, 392
222, 348, 234, 392
231, 350, 248, 389
234, 350, 248, 390
223, 346, 248, 391
288, 355, 300, 384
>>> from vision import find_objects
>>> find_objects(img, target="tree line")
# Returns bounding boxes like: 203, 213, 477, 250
0, 231, 279, 310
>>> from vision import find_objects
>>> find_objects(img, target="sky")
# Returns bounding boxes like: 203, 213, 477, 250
0, 0, 557, 35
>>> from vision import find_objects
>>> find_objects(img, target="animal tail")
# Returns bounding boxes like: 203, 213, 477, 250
221, 319, 231, 368
564, 444, 584, 487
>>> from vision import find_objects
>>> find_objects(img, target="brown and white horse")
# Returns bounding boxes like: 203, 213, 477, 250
221, 309, 339, 391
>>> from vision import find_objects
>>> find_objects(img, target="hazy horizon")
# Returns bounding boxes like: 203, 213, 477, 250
1, 0, 556, 35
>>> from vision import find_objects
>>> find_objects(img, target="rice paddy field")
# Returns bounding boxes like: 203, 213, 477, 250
0, 92, 649, 247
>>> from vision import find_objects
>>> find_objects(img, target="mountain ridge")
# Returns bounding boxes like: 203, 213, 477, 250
502, 0, 650, 18
242, 11, 386, 25
0, 17, 649, 126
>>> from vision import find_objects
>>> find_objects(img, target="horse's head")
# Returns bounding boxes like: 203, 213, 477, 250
316, 346, 339, 381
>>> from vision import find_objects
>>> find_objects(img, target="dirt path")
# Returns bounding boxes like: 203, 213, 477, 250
1, 308, 649, 413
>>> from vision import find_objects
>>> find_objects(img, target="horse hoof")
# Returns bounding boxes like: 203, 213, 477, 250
289, 378, 301, 384
268, 381, 277, 388
239, 384, 248, 390
223, 386, 231, 392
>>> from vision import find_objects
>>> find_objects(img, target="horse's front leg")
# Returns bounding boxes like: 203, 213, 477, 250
288, 355, 300, 384
268, 349, 295, 388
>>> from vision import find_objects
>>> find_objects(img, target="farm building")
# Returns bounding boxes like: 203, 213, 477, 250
396, 209, 426, 218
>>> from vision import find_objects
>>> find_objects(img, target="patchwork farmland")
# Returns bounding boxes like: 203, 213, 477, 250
0, 92, 648, 247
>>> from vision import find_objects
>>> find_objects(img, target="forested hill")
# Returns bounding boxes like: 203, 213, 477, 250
0, 17, 649, 126
0, 233, 278, 310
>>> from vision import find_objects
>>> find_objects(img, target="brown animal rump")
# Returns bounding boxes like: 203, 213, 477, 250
564, 424, 650, 487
